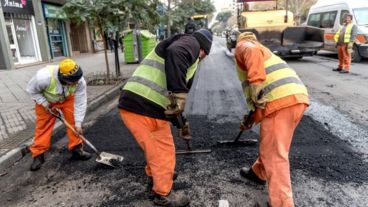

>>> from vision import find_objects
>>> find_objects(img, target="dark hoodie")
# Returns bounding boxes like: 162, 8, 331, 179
118, 34, 201, 120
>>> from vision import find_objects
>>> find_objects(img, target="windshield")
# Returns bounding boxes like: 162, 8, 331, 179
353, 7, 368, 25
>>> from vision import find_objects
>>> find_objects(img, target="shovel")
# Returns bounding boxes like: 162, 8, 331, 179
217, 110, 258, 146
51, 108, 124, 168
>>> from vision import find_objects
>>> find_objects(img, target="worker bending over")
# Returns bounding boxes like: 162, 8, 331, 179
118, 29, 212, 206
235, 32, 309, 207
26, 59, 90, 171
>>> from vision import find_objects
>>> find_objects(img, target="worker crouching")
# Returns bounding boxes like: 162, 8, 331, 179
118, 29, 212, 206
235, 32, 309, 207
26, 59, 91, 171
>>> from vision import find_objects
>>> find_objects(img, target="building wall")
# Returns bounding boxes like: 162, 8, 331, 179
32, 0, 51, 63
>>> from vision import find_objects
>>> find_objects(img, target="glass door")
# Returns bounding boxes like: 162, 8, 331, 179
5, 22, 20, 64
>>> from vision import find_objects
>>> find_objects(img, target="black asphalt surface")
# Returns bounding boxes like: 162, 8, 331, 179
0, 38, 367, 207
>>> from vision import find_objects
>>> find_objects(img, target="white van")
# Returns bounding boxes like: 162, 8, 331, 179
306, 0, 368, 62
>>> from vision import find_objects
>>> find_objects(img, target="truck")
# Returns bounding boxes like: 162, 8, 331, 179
227, 0, 325, 59
306, 0, 368, 62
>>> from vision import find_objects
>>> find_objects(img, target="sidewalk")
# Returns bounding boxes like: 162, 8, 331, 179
0, 52, 137, 157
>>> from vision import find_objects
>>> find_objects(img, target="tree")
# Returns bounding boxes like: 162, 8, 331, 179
162, 0, 215, 35
173, 0, 215, 33
216, 11, 232, 23
63, 0, 159, 79
276, 0, 318, 23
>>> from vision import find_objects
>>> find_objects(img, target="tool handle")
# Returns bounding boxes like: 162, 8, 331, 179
234, 130, 244, 142
52, 109, 101, 156
235, 110, 255, 142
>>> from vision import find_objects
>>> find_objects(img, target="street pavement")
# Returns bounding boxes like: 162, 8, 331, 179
0, 52, 137, 157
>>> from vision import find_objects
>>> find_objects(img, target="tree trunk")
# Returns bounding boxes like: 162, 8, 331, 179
99, 23, 110, 82
167, 0, 171, 37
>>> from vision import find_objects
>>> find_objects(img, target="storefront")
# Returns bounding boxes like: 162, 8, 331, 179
42, 3, 69, 58
1, 0, 42, 65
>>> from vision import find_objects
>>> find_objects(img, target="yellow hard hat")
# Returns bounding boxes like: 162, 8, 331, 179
237, 32, 257, 43
59, 58, 79, 76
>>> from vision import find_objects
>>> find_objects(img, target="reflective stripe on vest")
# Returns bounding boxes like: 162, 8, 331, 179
334, 23, 353, 43
237, 53, 308, 109
42, 66, 77, 103
123, 49, 199, 108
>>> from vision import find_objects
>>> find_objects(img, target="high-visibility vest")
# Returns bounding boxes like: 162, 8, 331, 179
237, 53, 308, 110
123, 49, 199, 109
334, 23, 354, 43
42, 66, 77, 103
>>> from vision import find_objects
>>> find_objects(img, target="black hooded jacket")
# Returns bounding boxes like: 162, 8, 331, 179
118, 34, 201, 120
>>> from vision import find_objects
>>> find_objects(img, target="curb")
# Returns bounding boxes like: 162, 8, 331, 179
0, 82, 125, 174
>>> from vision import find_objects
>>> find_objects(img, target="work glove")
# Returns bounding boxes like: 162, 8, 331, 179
178, 121, 192, 140
347, 42, 354, 54
249, 84, 268, 109
240, 112, 255, 131
164, 92, 187, 116
43, 103, 59, 116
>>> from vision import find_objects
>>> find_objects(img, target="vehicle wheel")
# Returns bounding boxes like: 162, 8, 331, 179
352, 45, 362, 62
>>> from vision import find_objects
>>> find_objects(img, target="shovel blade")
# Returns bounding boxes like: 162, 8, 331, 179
96, 152, 124, 167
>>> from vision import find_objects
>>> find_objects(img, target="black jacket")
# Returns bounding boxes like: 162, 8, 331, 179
118, 34, 201, 120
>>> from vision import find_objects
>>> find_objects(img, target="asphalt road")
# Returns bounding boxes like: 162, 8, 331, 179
0, 37, 367, 207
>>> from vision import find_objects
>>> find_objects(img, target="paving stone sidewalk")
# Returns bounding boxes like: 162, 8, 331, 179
0, 52, 137, 155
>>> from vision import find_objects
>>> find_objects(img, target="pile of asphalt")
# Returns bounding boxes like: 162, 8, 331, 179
0, 108, 367, 207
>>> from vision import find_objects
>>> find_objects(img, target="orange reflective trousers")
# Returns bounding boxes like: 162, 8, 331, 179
30, 96, 82, 157
251, 103, 307, 207
337, 44, 351, 71
119, 109, 175, 196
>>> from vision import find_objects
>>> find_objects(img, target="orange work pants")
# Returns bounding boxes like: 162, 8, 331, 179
337, 44, 351, 71
30, 96, 82, 157
251, 103, 307, 207
119, 109, 175, 196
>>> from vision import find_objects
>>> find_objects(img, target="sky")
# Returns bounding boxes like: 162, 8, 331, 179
210, 0, 233, 27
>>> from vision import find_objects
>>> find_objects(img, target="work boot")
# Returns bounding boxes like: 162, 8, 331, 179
30, 154, 45, 171
332, 68, 342, 72
71, 145, 92, 160
153, 191, 190, 207
339, 70, 349, 74
240, 167, 266, 185
147, 171, 178, 199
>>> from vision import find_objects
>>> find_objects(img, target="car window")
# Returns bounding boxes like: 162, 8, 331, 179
340, 10, 350, 25
321, 11, 337, 28
308, 13, 321, 27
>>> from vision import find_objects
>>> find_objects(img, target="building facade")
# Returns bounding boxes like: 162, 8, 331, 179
0, 0, 93, 70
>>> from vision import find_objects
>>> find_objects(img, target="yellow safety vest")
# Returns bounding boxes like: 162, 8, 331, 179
334, 23, 353, 43
42, 66, 77, 103
237, 53, 308, 110
123, 49, 199, 109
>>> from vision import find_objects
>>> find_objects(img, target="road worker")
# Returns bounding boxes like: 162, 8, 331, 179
118, 29, 213, 207
26, 59, 91, 171
333, 13, 357, 73
235, 32, 309, 207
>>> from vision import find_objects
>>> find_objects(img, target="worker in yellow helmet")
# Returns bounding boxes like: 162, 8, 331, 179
26, 59, 90, 171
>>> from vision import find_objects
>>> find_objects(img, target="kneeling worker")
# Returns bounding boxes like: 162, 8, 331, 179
26, 59, 91, 171
118, 29, 212, 206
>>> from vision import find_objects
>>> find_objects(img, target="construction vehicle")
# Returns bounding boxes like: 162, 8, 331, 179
227, 0, 324, 59
191, 15, 209, 30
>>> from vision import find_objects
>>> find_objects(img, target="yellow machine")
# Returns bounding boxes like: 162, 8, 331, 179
227, 0, 324, 59
191, 15, 209, 30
